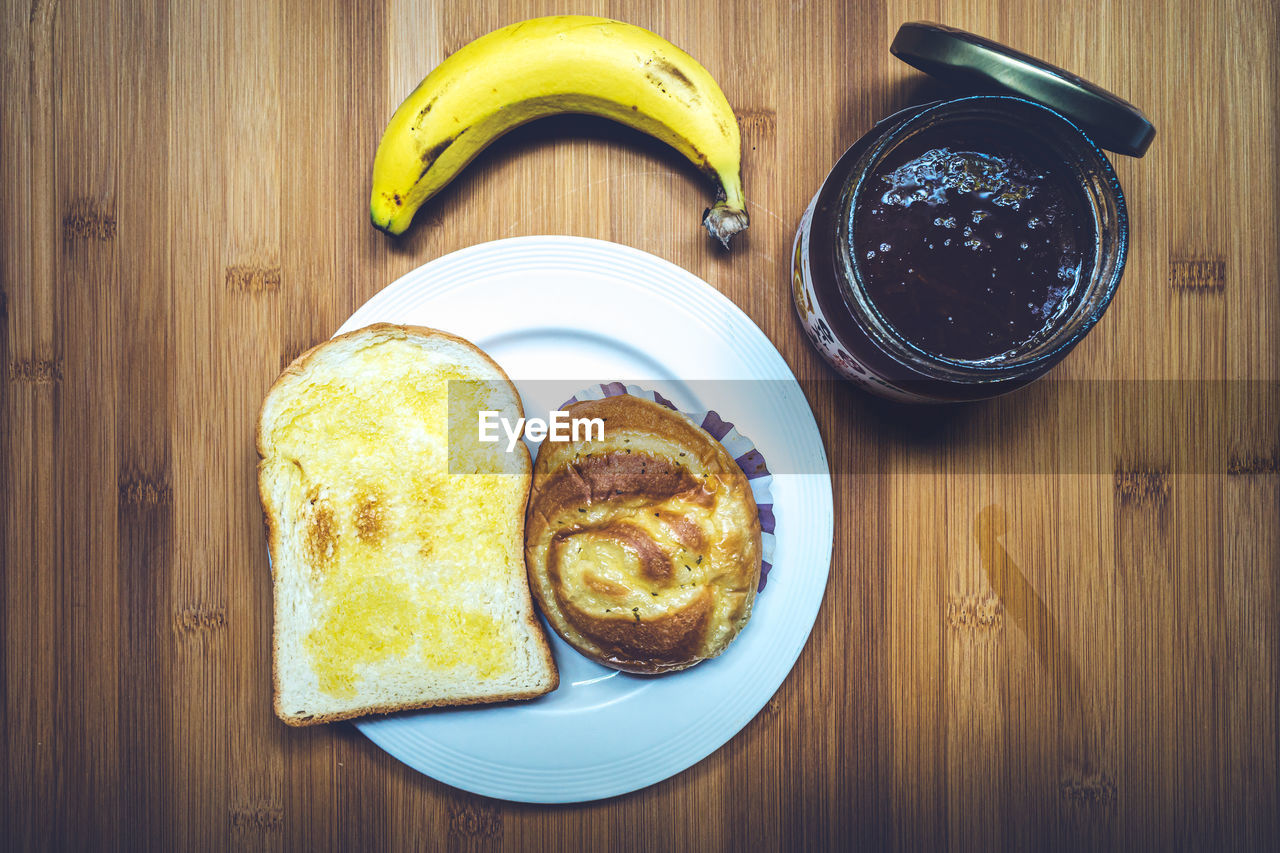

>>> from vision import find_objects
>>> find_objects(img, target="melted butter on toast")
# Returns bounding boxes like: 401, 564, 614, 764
268, 339, 523, 698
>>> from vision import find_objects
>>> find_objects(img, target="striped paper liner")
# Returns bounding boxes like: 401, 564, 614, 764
563, 383, 777, 592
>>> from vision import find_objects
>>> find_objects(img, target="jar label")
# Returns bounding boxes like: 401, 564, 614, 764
791, 192, 932, 403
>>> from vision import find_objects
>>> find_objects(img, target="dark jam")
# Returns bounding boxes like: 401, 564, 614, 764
852, 121, 1095, 362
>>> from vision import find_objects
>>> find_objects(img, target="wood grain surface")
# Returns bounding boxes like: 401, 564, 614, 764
3, 0, 1278, 849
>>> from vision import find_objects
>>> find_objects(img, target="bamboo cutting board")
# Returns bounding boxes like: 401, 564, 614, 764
2, 0, 1277, 849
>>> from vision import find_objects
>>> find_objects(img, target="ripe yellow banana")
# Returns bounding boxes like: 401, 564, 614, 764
370, 15, 748, 246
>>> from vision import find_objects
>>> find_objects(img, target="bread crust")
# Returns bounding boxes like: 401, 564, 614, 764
258, 323, 557, 726
525, 395, 761, 674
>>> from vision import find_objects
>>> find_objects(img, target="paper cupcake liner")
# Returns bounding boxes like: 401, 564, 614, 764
563, 382, 777, 593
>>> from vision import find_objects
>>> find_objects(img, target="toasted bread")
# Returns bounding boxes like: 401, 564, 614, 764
258, 323, 557, 725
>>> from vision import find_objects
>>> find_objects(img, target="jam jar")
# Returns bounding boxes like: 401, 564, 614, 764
793, 23, 1154, 402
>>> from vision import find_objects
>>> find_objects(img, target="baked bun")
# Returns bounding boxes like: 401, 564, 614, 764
525, 395, 761, 673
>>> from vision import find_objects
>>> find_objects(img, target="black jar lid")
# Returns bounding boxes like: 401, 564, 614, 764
890, 22, 1155, 157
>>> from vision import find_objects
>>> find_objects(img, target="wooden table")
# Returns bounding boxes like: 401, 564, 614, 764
3, 0, 1277, 848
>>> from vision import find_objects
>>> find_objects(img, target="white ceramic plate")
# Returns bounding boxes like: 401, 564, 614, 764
337, 236, 832, 803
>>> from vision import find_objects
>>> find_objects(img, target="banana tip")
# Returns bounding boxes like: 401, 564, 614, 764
370, 212, 407, 237
702, 202, 749, 249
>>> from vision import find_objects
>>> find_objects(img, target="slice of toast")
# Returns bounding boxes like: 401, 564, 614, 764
257, 323, 557, 725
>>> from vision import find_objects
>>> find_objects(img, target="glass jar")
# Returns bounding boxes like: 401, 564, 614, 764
792, 24, 1151, 402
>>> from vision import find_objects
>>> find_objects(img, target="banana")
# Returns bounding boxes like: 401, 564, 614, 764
370, 15, 748, 246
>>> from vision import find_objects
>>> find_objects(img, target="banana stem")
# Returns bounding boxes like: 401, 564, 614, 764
702, 200, 749, 248
702, 175, 749, 247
